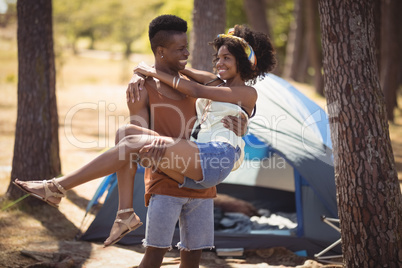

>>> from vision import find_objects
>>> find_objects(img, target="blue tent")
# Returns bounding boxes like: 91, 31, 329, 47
80, 74, 339, 256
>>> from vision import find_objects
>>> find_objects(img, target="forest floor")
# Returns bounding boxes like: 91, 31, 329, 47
0, 24, 401, 267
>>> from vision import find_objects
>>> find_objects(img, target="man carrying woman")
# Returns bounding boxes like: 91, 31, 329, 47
14, 15, 276, 268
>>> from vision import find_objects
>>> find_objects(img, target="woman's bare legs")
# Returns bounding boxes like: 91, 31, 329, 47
14, 129, 206, 213
13, 125, 155, 206
104, 125, 159, 246
14, 133, 205, 203
114, 124, 160, 209
14, 129, 207, 247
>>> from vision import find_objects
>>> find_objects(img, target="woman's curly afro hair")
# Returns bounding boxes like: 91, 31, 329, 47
211, 25, 277, 84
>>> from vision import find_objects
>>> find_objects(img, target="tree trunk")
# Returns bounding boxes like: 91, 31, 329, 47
373, 0, 381, 74
124, 41, 132, 59
380, 0, 399, 122
285, 0, 306, 82
318, 0, 402, 267
8, 0, 61, 201
283, 0, 300, 80
243, 0, 271, 36
305, 0, 324, 96
399, 0, 402, 87
190, 0, 226, 72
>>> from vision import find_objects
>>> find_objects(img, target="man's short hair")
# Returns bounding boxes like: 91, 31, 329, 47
149, 15, 187, 53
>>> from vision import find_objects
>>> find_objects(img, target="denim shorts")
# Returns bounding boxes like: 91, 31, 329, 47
180, 141, 241, 189
142, 194, 214, 251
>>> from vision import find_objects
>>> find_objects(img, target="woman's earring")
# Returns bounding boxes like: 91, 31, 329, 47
161, 55, 164, 59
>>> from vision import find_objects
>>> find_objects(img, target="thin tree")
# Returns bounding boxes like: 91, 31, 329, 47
283, 0, 309, 83
8, 0, 61, 201
318, 0, 402, 267
243, 0, 271, 36
190, 0, 226, 72
283, 0, 302, 80
304, 0, 324, 96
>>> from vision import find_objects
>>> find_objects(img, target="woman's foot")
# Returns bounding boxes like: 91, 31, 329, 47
13, 178, 66, 208
104, 208, 143, 247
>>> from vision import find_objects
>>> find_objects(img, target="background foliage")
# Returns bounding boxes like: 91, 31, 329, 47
50, 0, 293, 63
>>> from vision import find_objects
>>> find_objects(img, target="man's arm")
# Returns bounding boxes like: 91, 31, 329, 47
222, 113, 249, 137
127, 86, 150, 127
125, 78, 167, 168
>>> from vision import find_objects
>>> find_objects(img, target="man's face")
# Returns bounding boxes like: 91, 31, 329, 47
162, 32, 189, 72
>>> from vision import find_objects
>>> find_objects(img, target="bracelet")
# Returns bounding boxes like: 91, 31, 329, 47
173, 77, 181, 89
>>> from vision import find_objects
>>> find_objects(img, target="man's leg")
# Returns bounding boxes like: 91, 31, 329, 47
179, 250, 202, 268
177, 198, 214, 267
138, 247, 169, 268
140, 195, 184, 266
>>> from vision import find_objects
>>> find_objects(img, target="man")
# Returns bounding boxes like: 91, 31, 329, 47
121, 15, 247, 267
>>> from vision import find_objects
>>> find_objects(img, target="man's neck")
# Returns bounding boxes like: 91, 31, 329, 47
154, 61, 180, 76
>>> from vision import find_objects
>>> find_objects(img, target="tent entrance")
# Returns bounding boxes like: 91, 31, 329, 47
214, 183, 297, 236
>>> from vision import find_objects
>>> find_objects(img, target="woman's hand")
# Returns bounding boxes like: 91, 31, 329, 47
134, 61, 156, 77
222, 112, 249, 137
126, 73, 145, 103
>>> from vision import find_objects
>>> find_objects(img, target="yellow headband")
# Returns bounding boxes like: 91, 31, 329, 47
217, 28, 257, 69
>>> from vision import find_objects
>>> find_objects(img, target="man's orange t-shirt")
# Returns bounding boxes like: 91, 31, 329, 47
143, 79, 216, 206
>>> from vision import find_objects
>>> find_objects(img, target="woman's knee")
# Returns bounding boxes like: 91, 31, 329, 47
119, 135, 152, 153
115, 125, 159, 145
115, 125, 128, 145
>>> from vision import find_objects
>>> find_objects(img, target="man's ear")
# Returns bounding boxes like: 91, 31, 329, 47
156, 46, 164, 59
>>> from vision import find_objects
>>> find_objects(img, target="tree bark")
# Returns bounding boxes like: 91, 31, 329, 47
373, 0, 381, 74
190, 0, 226, 72
380, 0, 399, 122
318, 0, 402, 267
399, 0, 402, 87
243, 0, 271, 36
8, 0, 61, 200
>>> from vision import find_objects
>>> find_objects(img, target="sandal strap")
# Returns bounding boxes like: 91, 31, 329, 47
115, 208, 136, 231
51, 178, 67, 196
116, 208, 134, 215
42, 179, 65, 202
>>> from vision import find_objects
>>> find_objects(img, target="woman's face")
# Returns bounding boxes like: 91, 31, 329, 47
215, 45, 238, 80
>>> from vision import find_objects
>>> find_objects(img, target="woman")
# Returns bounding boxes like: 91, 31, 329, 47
14, 25, 276, 247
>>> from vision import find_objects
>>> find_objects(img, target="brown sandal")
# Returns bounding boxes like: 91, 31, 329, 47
13, 178, 66, 208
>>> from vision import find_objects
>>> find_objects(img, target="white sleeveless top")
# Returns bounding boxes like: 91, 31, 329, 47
190, 98, 247, 170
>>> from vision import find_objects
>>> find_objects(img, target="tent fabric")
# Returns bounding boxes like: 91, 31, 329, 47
80, 74, 339, 256
247, 74, 336, 215
264, 74, 332, 149
81, 169, 148, 244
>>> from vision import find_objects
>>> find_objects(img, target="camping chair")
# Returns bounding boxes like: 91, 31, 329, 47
314, 215, 342, 264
